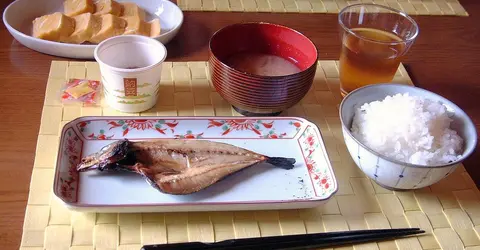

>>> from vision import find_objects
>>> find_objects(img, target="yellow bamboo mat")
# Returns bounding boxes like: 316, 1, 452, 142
176, 0, 468, 16
21, 60, 480, 250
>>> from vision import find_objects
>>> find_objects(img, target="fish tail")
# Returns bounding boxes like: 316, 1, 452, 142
266, 157, 296, 170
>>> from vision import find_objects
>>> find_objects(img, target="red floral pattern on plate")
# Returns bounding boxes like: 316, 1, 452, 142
261, 130, 287, 139
290, 121, 302, 132
75, 118, 304, 140
206, 119, 293, 139
58, 128, 82, 202
207, 119, 273, 136
88, 130, 114, 140
107, 119, 179, 136
299, 125, 335, 196
77, 119, 180, 139
175, 131, 204, 139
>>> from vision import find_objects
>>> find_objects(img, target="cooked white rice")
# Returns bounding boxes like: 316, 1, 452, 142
350, 93, 463, 166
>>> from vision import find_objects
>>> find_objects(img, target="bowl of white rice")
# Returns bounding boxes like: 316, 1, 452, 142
339, 83, 477, 190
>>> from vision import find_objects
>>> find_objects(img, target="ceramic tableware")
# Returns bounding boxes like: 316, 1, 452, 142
94, 35, 167, 113
3, 0, 183, 59
339, 84, 477, 190
54, 116, 338, 212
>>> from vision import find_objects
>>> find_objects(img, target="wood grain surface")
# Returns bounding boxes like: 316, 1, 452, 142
0, 0, 479, 248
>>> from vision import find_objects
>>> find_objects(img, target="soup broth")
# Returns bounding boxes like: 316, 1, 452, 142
225, 52, 301, 76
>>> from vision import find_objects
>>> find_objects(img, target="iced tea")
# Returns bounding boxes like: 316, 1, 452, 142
338, 4, 419, 96
339, 28, 405, 96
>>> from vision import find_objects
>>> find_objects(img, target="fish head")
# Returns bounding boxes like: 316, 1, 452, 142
77, 139, 131, 172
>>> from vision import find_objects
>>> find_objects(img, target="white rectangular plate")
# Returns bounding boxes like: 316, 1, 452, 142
54, 116, 338, 213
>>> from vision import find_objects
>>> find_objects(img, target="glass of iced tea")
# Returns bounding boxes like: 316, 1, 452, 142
338, 4, 419, 96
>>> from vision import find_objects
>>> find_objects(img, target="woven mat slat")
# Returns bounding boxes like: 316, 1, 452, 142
176, 0, 468, 16
20, 60, 480, 249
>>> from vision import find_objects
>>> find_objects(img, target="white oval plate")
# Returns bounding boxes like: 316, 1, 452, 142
3, 0, 183, 59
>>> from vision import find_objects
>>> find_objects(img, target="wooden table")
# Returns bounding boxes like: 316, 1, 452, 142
0, 0, 479, 248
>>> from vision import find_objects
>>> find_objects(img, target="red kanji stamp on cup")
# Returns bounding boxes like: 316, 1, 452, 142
123, 78, 138, 96
94, 35, 167, 112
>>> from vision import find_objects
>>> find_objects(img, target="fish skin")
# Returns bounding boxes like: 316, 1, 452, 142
77, 139, 296, 195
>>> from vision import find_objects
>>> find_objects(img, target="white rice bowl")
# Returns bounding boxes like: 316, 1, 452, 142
350, 93, 464, 166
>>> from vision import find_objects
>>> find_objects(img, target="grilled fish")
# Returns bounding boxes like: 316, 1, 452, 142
77, 139, 296, 195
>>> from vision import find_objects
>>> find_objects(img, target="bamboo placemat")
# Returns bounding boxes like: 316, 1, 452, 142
21, 60, 480, 250
176, 0, 468, 16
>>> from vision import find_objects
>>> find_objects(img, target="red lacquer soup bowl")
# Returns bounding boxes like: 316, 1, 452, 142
209, 22, 318, 116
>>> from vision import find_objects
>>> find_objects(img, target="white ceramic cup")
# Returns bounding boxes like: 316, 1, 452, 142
94, 35, 167, 113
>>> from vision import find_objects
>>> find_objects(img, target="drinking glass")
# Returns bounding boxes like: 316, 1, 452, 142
338, 4, 419, 97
